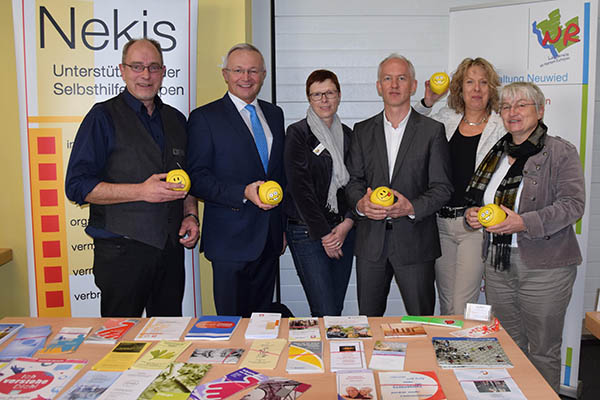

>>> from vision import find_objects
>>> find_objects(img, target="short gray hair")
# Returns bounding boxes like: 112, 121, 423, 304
500, 82, 546, 114
122, 38, 163, 65
377, 53, 416, 81
224, 43, 265, 71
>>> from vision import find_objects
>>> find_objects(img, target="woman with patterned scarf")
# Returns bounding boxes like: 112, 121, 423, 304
464, 82, 585, 392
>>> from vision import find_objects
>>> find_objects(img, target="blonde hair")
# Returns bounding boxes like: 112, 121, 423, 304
448, 57, 500, 114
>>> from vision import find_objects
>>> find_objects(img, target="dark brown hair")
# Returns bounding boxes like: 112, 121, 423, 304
305, 69, 341, 98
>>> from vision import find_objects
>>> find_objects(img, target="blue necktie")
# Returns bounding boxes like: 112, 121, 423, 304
245, 104, 269, 172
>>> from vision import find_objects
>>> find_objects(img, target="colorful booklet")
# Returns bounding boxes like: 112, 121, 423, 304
240, 338, 287, 370
188, 347, 245, 364
381, 322, 427, 338
286, 341, 324, 373
39, 326, 91, 354
241, 378, 311, 400
336, 369, 377, 400
135, 317, 192, 341
131, 340, 191, 370
245, 313, 281, 339
454, 369, 526, 399
379, 371, 446, 400
288, 317, 321, 341
329, 341, 367, 372
0, 323, 24, 346
0, 325, 52, 360
96, 369, 162, 400
137, 362, 212, 400
189, 367, 269, 400
185, 316, 241, 340
402, 316, 463, 329
85, 318, 139, 344
92, 341, 151, 371
432, 337, 513, 369
0, 357, 87, 399
368, 341, 407, 371
324, 316, 372, 339
57, 370, 122, 400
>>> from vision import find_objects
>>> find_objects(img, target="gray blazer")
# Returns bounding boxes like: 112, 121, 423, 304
513, 135, 584, 268
345, 109, 453, 264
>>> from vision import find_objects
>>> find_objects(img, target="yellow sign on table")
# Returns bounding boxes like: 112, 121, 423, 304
92, 341, 151, 371
132, 340, 191, 370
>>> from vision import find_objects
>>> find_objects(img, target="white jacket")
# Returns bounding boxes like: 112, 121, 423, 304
414, 102, 506, 167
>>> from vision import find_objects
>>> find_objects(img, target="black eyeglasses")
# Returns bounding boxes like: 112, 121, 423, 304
308, 90, 339, 101
123, 63, 163, 74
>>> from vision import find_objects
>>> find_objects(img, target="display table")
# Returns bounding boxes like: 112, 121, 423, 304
585, 311, 600, 339
0, 316, 558, 399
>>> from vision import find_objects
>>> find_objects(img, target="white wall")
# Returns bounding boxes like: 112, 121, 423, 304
267, 0, 600, 317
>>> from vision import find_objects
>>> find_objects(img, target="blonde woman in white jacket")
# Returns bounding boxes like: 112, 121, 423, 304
414, 57, 505, 315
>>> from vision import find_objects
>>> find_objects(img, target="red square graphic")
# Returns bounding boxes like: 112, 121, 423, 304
38, 163, 57, 181
41, 215, 59, 232
39, 189, 58, 207
37, 137, 56, 154
42, 241, 61, 258
44, 266, 62, 283
45, 290, 64, 308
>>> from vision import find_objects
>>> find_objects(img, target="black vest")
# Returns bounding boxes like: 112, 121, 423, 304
89, 93, 186, 249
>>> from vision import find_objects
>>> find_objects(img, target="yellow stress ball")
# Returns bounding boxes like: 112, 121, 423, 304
478, 204, 507, 227
370, 186, 395, 207
166, 169, 191, 192
259, 180, 283, 205
430, 72, 450, 95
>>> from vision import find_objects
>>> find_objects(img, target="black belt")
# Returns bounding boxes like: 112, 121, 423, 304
437, 206, 468, 219
287, 218, 305, 226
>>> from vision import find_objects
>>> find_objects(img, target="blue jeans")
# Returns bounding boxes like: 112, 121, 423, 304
286, 222, 355, 317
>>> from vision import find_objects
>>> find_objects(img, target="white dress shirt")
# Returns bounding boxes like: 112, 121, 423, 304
228, 92, 273, 156
383, 108, 411, 181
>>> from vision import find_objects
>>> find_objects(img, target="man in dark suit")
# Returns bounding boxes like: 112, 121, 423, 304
346, 54, 452, 316
186, 43, 285, 317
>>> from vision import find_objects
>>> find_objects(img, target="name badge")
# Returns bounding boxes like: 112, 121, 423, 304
312, 143, 326, 155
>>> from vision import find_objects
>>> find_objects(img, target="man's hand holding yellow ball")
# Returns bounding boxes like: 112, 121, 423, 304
166, 169, 191, 192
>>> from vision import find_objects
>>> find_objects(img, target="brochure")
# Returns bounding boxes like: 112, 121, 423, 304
288, 318, 321, 341
432, 337, 513, 369
381, 322, 427, 338
0, 324, 24, 346
454, 369, 526, 399
241, 378, 311, 400
286, 341, 324, 373
92, 341, 151, 371
401, 316, 463, 329
0, 325, 52, 360
240, 338, 287, 370
379, 371, 446, 400
336, 369, 377, 400
245, 313, 281, 339
329, 341, 367, 372
39, 327, 91, 354
135, 317, 192, 341
189, 367, 269, 400
324, 316, 372, 339
0, 357, 86, 399
96, 369, 161, 400
57, 370, 121, 400
86, 319, 139, 344
188, 348, 245, 364
368, 341, 407, 371
137, 362, 212, 400
132, 340, 191, 370
185, 316, 241, 341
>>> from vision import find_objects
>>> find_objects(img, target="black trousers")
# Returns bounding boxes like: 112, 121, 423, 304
93, 237, 185, 317
356, 230, 435, 317
211, 228, 279, 318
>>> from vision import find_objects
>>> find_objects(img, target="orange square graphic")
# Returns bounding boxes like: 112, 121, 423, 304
39, 189, 58, 206
38, 163, 57, 181
44, 266, 63, 283
41, 215, 59, 232
45, 290, 64, 308
42, 240, 61, 258
37, 137, 56, 154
